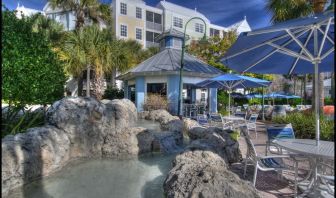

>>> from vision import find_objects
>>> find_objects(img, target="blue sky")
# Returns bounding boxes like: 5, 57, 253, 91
3, 0, 273, 29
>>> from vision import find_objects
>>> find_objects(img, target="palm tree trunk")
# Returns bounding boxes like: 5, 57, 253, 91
293, 76, 296, 95
111, 67, 117, 88
331, 73, 335, 102
86, 65, 90, 97
319, 73, 324, 112
303, 74, 307, 104
92, 75, 105, 100
77, 75, 84, 97
300, 76, 303, 105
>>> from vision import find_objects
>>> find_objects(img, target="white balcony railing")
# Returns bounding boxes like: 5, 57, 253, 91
146, 21, 162, 32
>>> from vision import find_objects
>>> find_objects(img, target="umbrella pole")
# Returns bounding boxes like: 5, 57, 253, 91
314, 62, 320, 146
262, 87, 265, 121
228, 91, 231, 117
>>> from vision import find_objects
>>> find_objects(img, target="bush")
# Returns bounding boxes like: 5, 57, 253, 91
103, 86, 124, 100
325, 97, 334, 105
143, 94, 168, 111
217, 90, 229, 109
272, 112, 334, 141
2, 9, 66, 106
1, 107, 45, 138
248, 98, 262, 105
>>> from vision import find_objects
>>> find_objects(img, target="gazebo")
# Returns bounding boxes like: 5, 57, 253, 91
117, 28, 223, 115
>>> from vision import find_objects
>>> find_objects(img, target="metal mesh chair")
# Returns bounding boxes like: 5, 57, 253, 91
196, 114, 209, 127
246, 114, 258, 138
240, 125, 291, 187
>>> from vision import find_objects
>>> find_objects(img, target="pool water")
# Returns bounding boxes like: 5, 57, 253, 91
9, 153, 175, 198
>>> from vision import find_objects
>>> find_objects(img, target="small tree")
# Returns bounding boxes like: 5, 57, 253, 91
2, 9, 66, 107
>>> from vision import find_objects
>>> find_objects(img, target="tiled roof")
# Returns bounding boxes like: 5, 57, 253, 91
154, 28, 190, 42
117, 48, 223, 79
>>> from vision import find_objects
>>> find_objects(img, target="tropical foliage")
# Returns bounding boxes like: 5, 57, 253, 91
273, 111, 334, 141
187, 31, 237, 73
2, 9, 66, 106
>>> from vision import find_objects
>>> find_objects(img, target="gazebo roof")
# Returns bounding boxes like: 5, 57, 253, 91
117, 48, 223, 80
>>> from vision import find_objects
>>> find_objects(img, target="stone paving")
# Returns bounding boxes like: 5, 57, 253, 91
229, 121, 312, 198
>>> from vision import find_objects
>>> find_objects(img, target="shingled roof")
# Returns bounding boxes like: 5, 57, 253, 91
117, 48, 223, 80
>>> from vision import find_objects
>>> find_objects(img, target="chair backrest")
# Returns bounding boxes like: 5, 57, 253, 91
266, 124, 295, 142
249, 114, 258, 123
197, 114, 208, 125
240, 125, 257, 161
209, 113, 222, 122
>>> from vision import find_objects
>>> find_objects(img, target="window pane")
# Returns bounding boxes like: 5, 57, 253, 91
146, 31, 153, 42
120, 25, 127, 37
154, 13, 161, 24
173, 17, 183, 28
154, 33, 160, 42
147, 83, 167, 96
136, 28, 142, 40
146, 11, 153, 22
120, 3, 127, 15
136, 7, 142, 19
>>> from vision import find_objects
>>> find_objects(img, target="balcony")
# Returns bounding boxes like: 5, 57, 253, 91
146, 41, 160, 48
146, 21, 162, 32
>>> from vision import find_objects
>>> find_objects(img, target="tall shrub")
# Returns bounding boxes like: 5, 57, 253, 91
2, 9, 66, 106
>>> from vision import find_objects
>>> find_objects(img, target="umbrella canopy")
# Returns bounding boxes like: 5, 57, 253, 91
196, 74, 270, 116
246, 93, 263, 99
264, 92, 287, 98
221, 11, 334, 145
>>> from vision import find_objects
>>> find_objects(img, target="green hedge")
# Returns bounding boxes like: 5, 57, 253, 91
272, 112, 334, 141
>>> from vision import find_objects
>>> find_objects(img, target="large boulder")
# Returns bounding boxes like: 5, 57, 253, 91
2, 97, 140, 197
2, 126, 70, 196
187, 127, 242, 164
102, 127, 154, 157
163, 150, 261, 198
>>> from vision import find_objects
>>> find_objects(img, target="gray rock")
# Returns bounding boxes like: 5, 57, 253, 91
187, 127, 242, 164
163, 150, 261, 198
2, 97, 139, 197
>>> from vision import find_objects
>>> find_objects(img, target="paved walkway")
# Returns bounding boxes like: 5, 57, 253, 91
229, 121, 312, 198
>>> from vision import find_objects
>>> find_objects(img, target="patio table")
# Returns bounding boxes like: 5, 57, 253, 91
222, 116, 246, 130
272, 139, 334, 197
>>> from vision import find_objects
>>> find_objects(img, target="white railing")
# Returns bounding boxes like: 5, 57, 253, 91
146, 21, 162, 32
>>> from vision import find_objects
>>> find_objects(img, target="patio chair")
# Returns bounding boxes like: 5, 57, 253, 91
220, 115, 234, 130
246, 114, 258, 138
208, 113, 222, 127
240, 125, 291, 187
265, 124, 295, 156
196, 114, 209, 127
317, 160, 334, 196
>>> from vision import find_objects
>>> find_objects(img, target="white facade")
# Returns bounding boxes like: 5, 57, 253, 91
306, 78, 333, 98
15, 4, 43, 18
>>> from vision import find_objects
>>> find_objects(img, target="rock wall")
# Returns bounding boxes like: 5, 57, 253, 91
163, 150, 261, 198
163, 118, 257, 198
1, 97, 141, 197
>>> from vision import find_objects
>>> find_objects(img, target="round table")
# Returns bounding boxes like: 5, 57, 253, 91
272, 139, 334, 197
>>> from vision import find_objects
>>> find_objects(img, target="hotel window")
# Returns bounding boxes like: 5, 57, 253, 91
146, 31, 160, 42
136, 28, 142, 40
173, 17, 183, 28
195, 23, 204, 33
136, 7, 142, 19
210, 28, 220, 37
120, 2, 127, 15
120, 25, 127, 37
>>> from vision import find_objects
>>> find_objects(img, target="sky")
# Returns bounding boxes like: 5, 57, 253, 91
3, 0, 273, 29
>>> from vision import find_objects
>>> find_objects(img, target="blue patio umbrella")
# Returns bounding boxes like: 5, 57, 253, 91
221, 11, 334, 145
196, 74, 270, 116
246, 93, 263, 99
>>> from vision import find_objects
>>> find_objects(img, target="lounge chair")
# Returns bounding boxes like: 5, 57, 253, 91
240, 125, 292, 187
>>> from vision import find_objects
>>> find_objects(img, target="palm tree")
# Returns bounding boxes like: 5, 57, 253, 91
48, 0, 111, 96
58, 25, 107, 98
267, 0, 334, 112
